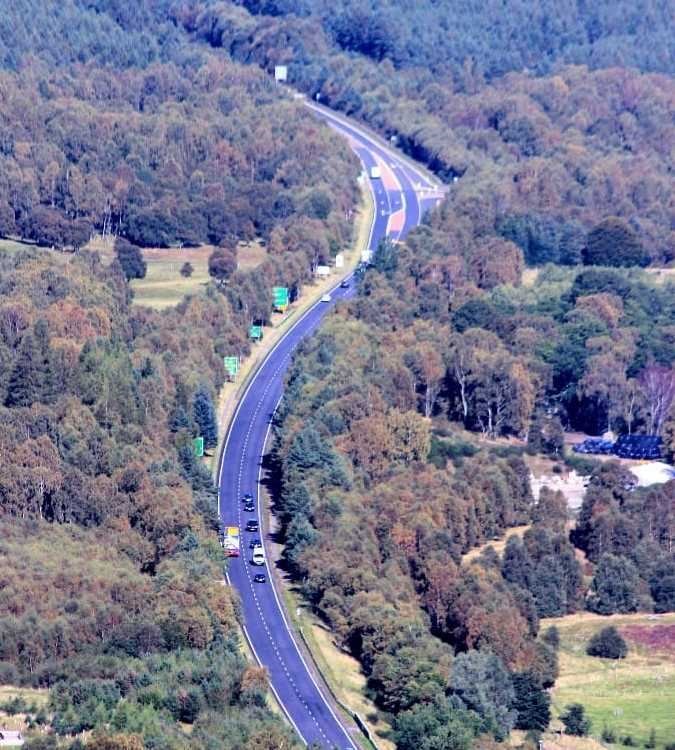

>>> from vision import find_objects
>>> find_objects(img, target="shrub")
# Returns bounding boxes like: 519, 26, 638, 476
560, 703, 591, 736
542, 626, 560, 650
601, 726, 617, 742
586, 626, 628, 659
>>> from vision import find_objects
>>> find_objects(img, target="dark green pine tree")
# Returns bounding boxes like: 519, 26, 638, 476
512, 672, 551, 730
561, 703, 591, 736
5, 332, 42, 407
526, 414, 545, 454
501, 536, 534, 590
193, 386, 218, 449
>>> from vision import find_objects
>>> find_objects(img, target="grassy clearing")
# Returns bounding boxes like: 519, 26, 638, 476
0, 238, 37, 255
0, 685, 48, 707
544, 612, 675, 748
237, 239, 268, 271
130, 245, 213, 309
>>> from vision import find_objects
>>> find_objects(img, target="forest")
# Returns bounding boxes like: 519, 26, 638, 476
272, 261, 675, 747
196, 2, 675, 263
0, 1, 361, 747
1, 0, 674, 748
0, 245, 307, 748
0, 1, 358, 255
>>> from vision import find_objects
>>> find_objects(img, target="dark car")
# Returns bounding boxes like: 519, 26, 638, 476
253, 573, 266, 583
249, 537, 261, 549
246, 520, 259, 532
339, 279, 350, 289
243, 501, 255, 512
241, 493, 253, 503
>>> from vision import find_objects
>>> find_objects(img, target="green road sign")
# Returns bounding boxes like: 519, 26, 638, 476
249, 325, 263, 340
193, 436, 204, 457
224, 356, 239, 378
272, 286, 289, 311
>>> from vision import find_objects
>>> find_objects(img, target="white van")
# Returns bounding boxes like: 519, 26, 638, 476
252, 545, 266, 566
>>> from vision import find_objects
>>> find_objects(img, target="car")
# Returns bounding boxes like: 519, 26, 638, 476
243, 501, 255, 512
321, 293, 331, 303
246, 520, 259, 532
252, 545, 266, 566
249, 537, 261, 549
241, 493, 253, 503
253, 573, 266, 583
339, 279, 350, 289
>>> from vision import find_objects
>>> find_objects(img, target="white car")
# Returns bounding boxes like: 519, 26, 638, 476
321, 293, 331, 303
252, 545, 266, 566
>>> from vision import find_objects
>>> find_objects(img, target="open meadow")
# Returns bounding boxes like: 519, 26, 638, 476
545, 612, 675, 748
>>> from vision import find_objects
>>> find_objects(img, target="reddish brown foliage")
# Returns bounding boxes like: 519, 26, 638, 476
621, 623, 675, 656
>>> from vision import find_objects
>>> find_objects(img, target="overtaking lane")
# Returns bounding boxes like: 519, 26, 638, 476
218, 110, 443, 748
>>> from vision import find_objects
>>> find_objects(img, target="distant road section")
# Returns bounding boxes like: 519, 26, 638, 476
218, 103, 444, 748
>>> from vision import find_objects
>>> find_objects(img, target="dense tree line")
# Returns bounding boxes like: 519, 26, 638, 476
0, 3, 358, 252
227, 0, 674, 81
0, 245, 298, 748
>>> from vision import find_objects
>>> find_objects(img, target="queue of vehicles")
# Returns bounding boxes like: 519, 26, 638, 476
220, 493, 267, 581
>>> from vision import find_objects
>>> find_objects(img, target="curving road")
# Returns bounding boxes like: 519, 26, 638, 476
218, 104, 443, 748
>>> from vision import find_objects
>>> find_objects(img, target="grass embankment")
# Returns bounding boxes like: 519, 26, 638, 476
544, 612, 675, 748
0, 238, 37, 254
281, 586, 394, 750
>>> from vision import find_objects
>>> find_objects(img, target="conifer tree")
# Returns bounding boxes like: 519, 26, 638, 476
193, 386, 218, 449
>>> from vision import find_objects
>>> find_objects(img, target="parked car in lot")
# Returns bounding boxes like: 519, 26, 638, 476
246, 520, 259, 532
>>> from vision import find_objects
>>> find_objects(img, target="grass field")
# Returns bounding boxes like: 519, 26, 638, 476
0, 238, 37, 255
545, 612, 675, 748
130, 245, 213, 309
129, 241, 269, 309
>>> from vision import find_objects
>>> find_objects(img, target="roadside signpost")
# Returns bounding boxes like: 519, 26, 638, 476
272, 286, 289, 312
193, 436, 204, 457
249, 324, 263, 341
224, 356, 239, 380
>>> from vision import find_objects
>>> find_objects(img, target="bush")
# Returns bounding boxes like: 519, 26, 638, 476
560, 703, 591, 736
180, 262, 194, 278
601, 726, 617, 743
542, 626, 560, 650
115, 238, 146, 280
621, 735, 636, 746
586, 626, 628, 659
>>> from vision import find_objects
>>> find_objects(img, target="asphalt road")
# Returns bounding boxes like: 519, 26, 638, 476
218, 105, 443, 748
